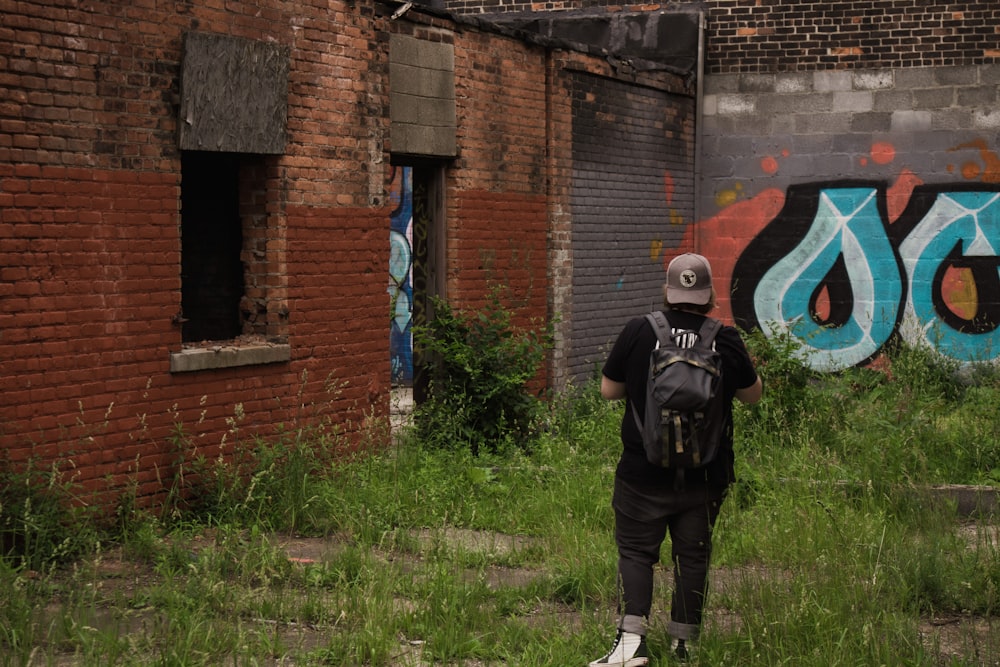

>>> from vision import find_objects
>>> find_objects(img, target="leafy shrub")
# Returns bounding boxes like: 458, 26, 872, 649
742, 327, 818, 408
413, 287, 551, 455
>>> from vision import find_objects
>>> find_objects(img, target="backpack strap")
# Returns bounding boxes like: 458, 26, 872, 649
695, 317, 723, 350
645, 311, 672, 347
654, 311, 722, 351
630, 311, 671, 432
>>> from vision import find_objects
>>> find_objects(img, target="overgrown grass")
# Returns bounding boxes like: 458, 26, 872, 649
2, 339, 1000, 665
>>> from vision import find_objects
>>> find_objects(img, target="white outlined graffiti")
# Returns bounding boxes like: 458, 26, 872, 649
733, 183, 1000, 371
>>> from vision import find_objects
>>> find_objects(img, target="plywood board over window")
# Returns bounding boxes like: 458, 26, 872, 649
178, 32, 289, 154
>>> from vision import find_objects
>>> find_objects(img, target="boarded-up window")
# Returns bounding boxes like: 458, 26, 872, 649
179, 32, 289, 155
390, 34, 457, 158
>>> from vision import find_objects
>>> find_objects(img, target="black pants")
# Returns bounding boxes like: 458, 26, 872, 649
612, 475, 724, 641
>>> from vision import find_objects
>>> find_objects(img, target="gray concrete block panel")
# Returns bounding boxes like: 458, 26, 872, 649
390, 92, 457, 127
931, 108, 973, 131
830, 132, 889, 156
774, 72, 813, 94
813, 70, 852, 92
790, 134, 835, 155
390, 62, 456, 99
391, 123, 457, 157
715, 93, 757, 115
739, 73, 776, 93
912, 86, 956, 110
893, 67, 938, 89
872, 89, 914, 113
957, 86, 999, 107
935, 65, 978, 87
390, 34, 454, 71
703, 74, 741, 95
979, 64, 1000, 85
850, 112, 893, 133
972, 108, 1000, 130
795, 111, 852, 134
702, 93, 718, 116
757, 92, 833, 115
832, 90, 874, 113
853, 70, 894, 91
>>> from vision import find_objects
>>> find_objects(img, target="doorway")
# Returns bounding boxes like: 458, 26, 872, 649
388, 164, 445, 425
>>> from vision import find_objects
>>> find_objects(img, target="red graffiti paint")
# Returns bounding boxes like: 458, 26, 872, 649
886, 168, 923, 223
813, 285, 831, 323
950, 139, 1000, 183
664, 171, 675, 206
871, 142, 895, 165
761, 156, 779, 174
682, 188, 786, 323
941, 266, 978, 321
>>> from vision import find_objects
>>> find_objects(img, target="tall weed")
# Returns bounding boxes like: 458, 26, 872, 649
3, 331, 1000, 665
0, 457, 102, 569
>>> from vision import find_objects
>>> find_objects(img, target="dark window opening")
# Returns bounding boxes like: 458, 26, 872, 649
180, 151, 244, 343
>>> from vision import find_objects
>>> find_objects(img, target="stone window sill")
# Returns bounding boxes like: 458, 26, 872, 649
169, 342, 291, 373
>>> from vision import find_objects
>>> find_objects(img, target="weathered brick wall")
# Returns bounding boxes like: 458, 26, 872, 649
448, 1, 1000, 72
707, 1, 1000, 72
446, 20, 549, 316
0, 2, 557, 506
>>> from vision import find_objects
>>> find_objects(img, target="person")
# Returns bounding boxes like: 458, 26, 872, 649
589, 253, 763, 666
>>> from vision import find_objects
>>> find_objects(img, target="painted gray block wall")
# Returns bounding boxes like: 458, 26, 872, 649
698, 64, 1000, 370
700, 64, 1000, 221
568, 71, 695, 382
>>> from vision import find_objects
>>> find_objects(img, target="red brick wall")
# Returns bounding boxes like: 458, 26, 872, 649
445, 1, 1000, 72
706, 0, 1000, 72
388, 16, 551, 358
1, 2, 555, 507
448, 24, 548, 315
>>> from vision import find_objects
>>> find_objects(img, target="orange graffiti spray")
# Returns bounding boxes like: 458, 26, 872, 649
941, 266, 978, 321
886, 168, 923, 223
871, 141, 895, 165
950, 139, 1000, 183
664, 171, 675, 206
681, 188, 785, 323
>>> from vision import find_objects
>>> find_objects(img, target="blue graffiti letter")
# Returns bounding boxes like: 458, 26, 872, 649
754, 188, 903, 371
899, 191, 1000, 362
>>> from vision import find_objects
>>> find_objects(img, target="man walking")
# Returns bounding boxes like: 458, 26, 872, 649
590, 253, 762, 665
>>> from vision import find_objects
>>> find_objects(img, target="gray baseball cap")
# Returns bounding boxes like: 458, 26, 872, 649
665, 253, 713, 305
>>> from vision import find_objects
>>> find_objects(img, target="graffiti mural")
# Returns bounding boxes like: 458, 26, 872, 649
388, 166, 414, 385
663, 139, 1000, 372
730, 182, 1000, 371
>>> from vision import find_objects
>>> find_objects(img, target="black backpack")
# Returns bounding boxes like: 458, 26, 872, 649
631, 312, 726, 479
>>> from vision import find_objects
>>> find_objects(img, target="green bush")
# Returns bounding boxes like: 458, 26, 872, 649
413, 287, 551, 455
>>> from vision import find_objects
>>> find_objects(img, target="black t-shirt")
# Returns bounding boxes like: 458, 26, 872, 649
602, 309, 759, 489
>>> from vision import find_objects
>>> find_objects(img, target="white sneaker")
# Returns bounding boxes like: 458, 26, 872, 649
588, 630, 649, 667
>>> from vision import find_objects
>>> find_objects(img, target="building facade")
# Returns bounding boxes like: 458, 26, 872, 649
0, 1, 695, 505
452, 1, 1000, 372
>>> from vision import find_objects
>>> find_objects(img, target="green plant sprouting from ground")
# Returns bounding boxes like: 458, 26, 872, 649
0, 458, 102, 571
1, 336, 999, 665
413, 285, 552, 455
